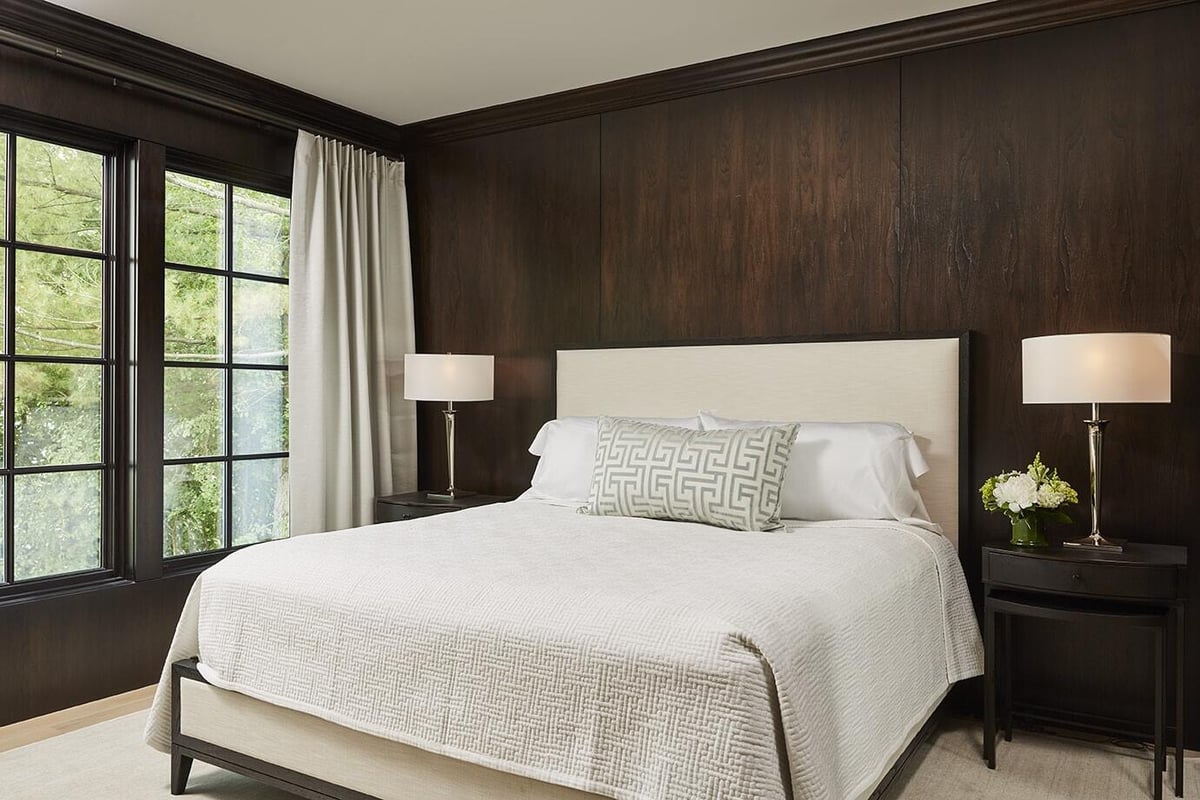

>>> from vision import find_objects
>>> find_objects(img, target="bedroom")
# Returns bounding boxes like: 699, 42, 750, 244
0, 0, 1196, 798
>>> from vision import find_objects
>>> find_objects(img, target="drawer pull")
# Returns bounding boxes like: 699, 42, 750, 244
1072, 572, 1082, 581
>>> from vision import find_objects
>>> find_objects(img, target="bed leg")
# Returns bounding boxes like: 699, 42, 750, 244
171, 746, 193, 795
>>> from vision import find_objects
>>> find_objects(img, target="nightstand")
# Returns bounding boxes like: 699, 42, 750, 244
374, 491, 509, 523
982, 541, 1188, 800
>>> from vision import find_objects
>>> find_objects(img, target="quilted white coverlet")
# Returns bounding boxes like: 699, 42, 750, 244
146, 502, 981, 800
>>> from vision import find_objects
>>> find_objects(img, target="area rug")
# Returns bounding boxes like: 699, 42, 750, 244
1, 711, 1195, 799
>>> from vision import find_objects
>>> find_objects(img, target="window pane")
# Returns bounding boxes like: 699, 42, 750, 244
233, 369, 287, 455
165, 269, 224, 361
13, 470, 102, 580
233, 279, 287, 364
15, 137, 103, 252
233, 457, 289, 546
233, 187, 289, 277
15, 250, 103, 357
164, 367, 224, 459
165, 172, 225, 269
14, 362, 102, 467
0, 132, 7, 240
164, 461, 224, 557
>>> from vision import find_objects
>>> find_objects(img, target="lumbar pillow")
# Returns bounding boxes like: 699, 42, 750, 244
699, 412, 930, 523
585, 417, 799, 531
526, 415, 703, 505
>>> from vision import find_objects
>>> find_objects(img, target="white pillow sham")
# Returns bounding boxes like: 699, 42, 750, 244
699, 412, 931, 523
526, 415, 703, 505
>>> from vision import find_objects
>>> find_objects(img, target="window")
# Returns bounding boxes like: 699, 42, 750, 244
162, 171, 290, 558
0, 130, 114, 585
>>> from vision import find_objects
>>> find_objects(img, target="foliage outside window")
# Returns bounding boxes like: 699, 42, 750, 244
162, 171, 290, 558
0, 131, 111, 584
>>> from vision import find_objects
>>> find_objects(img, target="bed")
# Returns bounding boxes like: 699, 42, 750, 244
145, 333, 982, 800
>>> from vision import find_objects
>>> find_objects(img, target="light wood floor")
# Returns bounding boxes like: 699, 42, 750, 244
0, 685, 155, 753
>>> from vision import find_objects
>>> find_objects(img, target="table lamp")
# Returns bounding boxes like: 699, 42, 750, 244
404, 353, 494, 499
1022, 333, 1171, 551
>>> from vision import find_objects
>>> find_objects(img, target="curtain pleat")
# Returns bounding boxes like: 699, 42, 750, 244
289, 131, 416, 534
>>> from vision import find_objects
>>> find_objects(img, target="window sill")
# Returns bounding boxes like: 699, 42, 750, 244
0, 574, 132, 608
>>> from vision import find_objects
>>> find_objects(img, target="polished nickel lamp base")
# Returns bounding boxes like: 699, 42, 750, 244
425, 403, 463, 501
1063, 532, 1126, 552
1062, 403, 1124, 552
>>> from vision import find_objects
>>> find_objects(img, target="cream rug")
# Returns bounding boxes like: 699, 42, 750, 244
1, 712, 1195, 799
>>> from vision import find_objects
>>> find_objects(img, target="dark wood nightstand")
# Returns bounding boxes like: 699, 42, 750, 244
374, 491, 509, 523
982, 541, 1188, 800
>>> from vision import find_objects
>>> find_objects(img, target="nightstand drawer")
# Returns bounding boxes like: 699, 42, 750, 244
985, 551, 1178, 600
374, 493, 510, 524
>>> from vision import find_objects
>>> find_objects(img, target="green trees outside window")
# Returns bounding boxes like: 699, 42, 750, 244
1, 133, 108, 583
162, 172, 290, 558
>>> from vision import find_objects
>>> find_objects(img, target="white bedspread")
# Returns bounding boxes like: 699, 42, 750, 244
146, 502, 981, 800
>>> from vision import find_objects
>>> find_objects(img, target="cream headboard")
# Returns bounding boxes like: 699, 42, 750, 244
557, 335, 968, 547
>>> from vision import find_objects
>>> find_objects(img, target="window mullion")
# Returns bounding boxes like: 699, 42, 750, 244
3, 134, 14, 585
224, 182, 234, 551
130, 140, 166, 581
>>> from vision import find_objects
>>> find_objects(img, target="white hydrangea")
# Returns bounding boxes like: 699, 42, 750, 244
993, 473, 1039, 512
1036, 484, 1067, 509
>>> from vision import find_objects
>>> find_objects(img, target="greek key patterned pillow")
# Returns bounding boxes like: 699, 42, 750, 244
584, 417, 799, 532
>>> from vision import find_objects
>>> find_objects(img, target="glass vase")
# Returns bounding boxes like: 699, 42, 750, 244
1010, 515, 1048, 547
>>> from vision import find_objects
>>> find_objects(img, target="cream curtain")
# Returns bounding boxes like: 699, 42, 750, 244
288, 131, 416, 534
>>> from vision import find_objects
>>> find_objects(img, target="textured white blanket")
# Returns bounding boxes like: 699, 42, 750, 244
146, 502, 981, 800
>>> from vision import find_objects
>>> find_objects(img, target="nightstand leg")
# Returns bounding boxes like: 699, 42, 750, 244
1002, 614, 1013, 742
1155, 625, 1164, 800
1175, 606, 1184, 798
984, 603, 996, 769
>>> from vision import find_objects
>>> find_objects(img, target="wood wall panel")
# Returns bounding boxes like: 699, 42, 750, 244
0, 573, 197, 726
599, 62, 899, 342
410, 3, 1200, 746
900, 4, 1200, 733
409, 118, 602, 496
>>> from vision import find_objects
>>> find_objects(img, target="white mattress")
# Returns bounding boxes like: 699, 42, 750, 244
146, 501, 982, 800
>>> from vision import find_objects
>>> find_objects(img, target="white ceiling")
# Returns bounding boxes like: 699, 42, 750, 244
46, 0, 983, 126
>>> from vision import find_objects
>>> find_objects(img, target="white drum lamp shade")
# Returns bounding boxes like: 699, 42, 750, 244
1023, 333, 1171, 404
404, 354, 494, 402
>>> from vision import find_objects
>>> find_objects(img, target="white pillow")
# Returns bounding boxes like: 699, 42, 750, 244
699, 412, 931, 523
586, 418, 799, 531
527, 415, 702, 505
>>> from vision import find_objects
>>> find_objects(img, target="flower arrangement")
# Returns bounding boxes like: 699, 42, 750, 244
980, 453, 1079, 547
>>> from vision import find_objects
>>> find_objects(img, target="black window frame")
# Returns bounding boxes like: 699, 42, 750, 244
0, 111, 294, 601
0, 113, 129, 600
159, 154, 291, 573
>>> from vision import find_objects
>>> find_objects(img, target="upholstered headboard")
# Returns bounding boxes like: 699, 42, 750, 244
556, 335, 969, 547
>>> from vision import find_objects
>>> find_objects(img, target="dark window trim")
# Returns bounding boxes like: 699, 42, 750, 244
0, 115, 127, 596
167, 150, 291, 198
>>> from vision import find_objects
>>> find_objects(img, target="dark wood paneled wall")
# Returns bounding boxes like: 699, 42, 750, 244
600, 62, 899, 341
409, 3, 1200, 745
408, 118, 602, 490
900, 6, 1200, 732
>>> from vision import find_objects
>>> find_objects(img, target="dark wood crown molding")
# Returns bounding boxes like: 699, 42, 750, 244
399, 0, 1191, 145
0, 0, 406, 156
